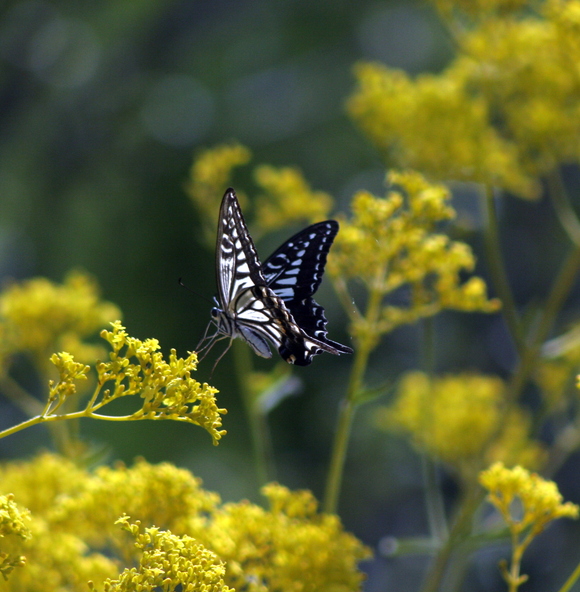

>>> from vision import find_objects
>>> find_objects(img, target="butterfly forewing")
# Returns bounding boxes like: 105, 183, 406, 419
211, 188, 352, 365
215, 189, 265, 307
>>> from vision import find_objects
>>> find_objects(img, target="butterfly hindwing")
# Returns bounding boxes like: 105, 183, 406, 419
211, 188, 352, 365
263, 222, 353, 357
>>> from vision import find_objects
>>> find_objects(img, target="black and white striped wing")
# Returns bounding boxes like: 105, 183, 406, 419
213, 188, 352, 365
262, 222, 353, 358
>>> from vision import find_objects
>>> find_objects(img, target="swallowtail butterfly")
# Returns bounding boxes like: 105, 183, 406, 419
200, 188, 353, 366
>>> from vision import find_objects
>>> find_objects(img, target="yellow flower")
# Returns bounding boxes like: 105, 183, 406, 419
1, 454, 370, 592
0, 271, 120, 369
193, 483, 371, 592
379, 372, 544, 472
0, 494, 31, 580
328, 171, 499, 345
479, 462, 578, 589
480, 462, 579, 531
348, 3, 580, 199
94, 517, 232, 592
347, 64, 537, 198
253, 165, 334, 233
186, 142, 252, 244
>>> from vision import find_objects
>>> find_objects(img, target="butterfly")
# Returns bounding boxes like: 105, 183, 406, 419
198, 187, 353, 366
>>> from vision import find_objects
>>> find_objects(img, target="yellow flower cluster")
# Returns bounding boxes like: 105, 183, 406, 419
253, 165, 334, 233
379, 372, 544, 473
480, 462, 579, 532
0, 453, 370, 592
348, 1, 580, 199
0, 271, 120, 369
187, 143, 336, 242
94, 517, 232, 592
0, 494, 31, 580
43, 321, 226, 445
186, 142, 252, 244
328, 171, 499, 344
479, 462, 579, 588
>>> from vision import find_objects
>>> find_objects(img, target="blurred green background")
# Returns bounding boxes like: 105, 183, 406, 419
2, 2, 579, 592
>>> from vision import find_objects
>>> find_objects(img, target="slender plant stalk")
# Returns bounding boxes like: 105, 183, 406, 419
323, 280, 384, 514
421, 180, 580, 592
420, 318, 449, 544
557, 560, 580, 592
480, 186, 524, 354
419, 484, 485, 592
232, 339, 275, 487
547, 168, 580, 247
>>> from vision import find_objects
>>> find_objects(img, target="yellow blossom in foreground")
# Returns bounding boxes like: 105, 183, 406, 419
379, 372, 544, 472
0, 321, 226, 445
0, 453, 370, 592
48, 459, 220, 547
186, 142, 252, 244
94, 517, 232, 592
193, 483, 371, 592
0, 494, 31, 580
328, 171, 499, 345
253, 165, 334, 233
479, 462, 579, 589
0, 271, 120, 368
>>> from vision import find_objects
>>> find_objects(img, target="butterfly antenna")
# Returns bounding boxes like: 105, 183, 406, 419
178, 277, 214, 306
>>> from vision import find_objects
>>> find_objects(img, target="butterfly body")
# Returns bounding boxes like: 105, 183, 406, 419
209, 188, 352, 366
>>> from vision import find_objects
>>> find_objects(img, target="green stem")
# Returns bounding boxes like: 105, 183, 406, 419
507, 239, 580, 404
547, 168, 580, 247
480, 186, 524, 354
419, 485, 484, 592
233, 339, 274, 487
557, 560, 580, 592
0, 375, 44, 417
323, 282, 383, 514
420, 318, 448, 543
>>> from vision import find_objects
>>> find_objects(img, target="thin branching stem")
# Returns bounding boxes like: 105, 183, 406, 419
480, 186, 524, 354
547, 168, 580, 247
420, 318, 449, 544
324, 275, 384, 514
233, 339, 275, 487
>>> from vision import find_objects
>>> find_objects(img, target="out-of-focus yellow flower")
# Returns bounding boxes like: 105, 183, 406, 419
347, 64, 537, 198
328, 171, 499, 345
1, 454, 370, 592
429, 0, 530, 18
253, 165, 334, 233
479, 462, 579, 589
0, 494, 31, 580
0, 271, 120, 368
49, 459, 220, 547
378, 372, 544, 473
348, 3, 580, 199
94, 517, 232, 592
186, 142, 252, 244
